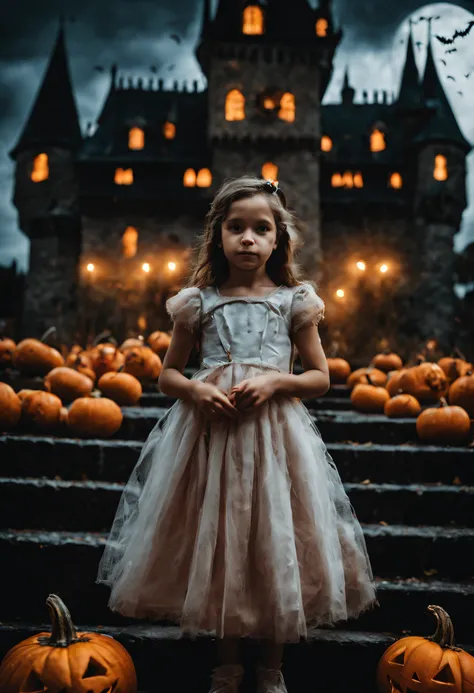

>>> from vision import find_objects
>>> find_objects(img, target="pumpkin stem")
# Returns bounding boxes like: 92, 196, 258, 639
93, 330, 117, 347
425, 605, 457, 648
439, 397, 448, 408
452, 347, 467, 361
44, 594, 83, 646
40, 326, 57, 345
365, 373, 374, 387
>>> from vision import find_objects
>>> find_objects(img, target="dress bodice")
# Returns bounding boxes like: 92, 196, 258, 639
166, 283, 325, 374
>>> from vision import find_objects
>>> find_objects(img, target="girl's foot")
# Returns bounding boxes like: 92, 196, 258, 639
209, 664, 244, 693
256, 666, 288, 693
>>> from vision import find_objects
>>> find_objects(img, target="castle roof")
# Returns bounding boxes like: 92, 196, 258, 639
396, 22, 424, 109
10, 24, 81, 159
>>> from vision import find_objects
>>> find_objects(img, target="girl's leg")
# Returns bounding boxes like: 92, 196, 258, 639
258, 641, 284, 670
209, 638, 244, 693
217, 637, 242, 666
257, 642, 287, 693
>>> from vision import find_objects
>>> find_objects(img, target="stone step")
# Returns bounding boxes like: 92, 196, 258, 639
1, 435, 472, 485
0, 622, 398, 693
1, 477, 473, 531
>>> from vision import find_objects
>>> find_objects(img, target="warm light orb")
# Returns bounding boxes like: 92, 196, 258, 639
86, 263, 95, 273
389, 172, 403, 189
379, 264, 389, 274
278, 92, 295, 123
263, 97, 275, 110
335, 289, 345, 299
315, 18, 328, 37
163, 121, 176, 140
183, 168, 197, 187
196, 168, 212, 187
321, 135, 332, 152
122, 226, 138, 259
31, 153, 49, 182
168, 261, 177, 271
262, 162, 278, 181
356, 261, 366, 271
142, 263, 151, 273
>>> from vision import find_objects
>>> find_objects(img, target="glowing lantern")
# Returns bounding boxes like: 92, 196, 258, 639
163, 121, 176, 139
122, 226, 138, 259
31, 153, 49, 182
321, 136, 332, 152
138, 315, 147, 331
262, 162, 278, 181
336, 289, 345, 299
342, 171, 354, 188
263, 97, 275, 110
379, 264, 389, 274
315, 18, 328, 37
115, 168, 134, 185
183, 168, 196, 187
278, 92, 295, 122
86, 263, 95, 273
225, 89, 245, 121
331, 173, 343, 187
356, 261, 366, 271
353, 172, 364, 188
128, 127, 144, 150
389, 172, 403, 189
434, 154, 448, 181
142, 263, 150, 273
242, 5, 264, 35
370, 128, 386, 152
196, 168, 212, 187
168, 262, 176, 271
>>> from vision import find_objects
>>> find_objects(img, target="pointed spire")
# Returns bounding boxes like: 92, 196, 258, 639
341, 66, 355, 105
416, 24, 470, 150
200, 0, 212, 38
397, 20, 423, 107
10, 22, 81, 158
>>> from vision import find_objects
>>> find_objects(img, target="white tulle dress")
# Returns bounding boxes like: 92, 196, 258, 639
97, 283, 377, 643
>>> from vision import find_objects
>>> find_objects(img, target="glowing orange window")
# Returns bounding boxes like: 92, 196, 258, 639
315, 18, 328, 37
262, 162, 278, 181
321, 136, 332, 152
122, 226, 138, 258
389, 172, 403, 189
433, 155, 448, 181
331, 173, 343, 187
183, 168, 196, 187
163, 121, 176, 140
196, 168, 212, 187
370, 128, 386, 152
243, 6, 264, 35
353, 172, 364, 188
225, 89, 245, 121
278, 93, 295, 123
31, 153, 49, 182
115, 168, 134, 185
128, 127, 144, 150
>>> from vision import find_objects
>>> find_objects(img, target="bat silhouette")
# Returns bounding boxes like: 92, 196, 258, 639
446, 75, 456, 81
436, 20, 474, 44
167, 64, 176, 71
150, 66, 158, 73
465, 73, 471, 78
415, 41, 423, 47
94, 66, 105, 72
457, 91, 463, 96
440, 59, 447, 65
170, 34, 182, 44
446, 48, 457, 53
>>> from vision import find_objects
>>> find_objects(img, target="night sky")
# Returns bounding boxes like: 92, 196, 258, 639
0, 0, 473, 271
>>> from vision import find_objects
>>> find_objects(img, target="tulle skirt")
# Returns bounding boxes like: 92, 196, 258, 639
97, 363, 378, 643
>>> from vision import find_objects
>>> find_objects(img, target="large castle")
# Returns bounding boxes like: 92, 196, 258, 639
10, 0, 471, 356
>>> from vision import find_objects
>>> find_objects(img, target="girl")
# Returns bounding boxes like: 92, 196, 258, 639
97, 176, 377, 693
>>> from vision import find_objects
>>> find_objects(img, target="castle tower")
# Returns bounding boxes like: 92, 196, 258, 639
412, 29, 471, 348
196, 0, 341, 280
10, 22, 82, 342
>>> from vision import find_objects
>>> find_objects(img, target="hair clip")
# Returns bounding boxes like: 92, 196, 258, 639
263, 179, 279, 194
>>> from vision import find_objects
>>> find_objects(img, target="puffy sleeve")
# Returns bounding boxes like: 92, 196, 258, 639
166, 287, 202, 332
290, 283, 325, 332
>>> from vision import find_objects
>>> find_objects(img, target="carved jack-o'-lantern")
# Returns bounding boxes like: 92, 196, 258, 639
377, 605, 474, 693
0, 594, 137, 693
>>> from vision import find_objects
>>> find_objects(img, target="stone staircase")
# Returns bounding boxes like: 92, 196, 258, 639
1, 367, 473, 692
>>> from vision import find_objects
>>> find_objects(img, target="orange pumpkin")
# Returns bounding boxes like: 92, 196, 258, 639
384, 394, 421, 419
0, 594, 137, 693
449, 371, 474, 417
438, 357, 473, 383
377, 605, 474, 693
0, 337, 16, 368
98, 371, 142, 406
44, 366, 93, 403
347, 367, 387, 389
416, 398, 471, 445
385, 368, 409, 397
371, 350, 403, 373
0, 382, 21, 431
148, 330, 172, 355
123, 346, 162, 382
351, 380, 390, 413
120, 336, 145, 351
17, 388, 36, 403
21, 391, 63, 431
89, 344, 125, 379
327, 357, 351, 384
399, 363, 448, 404
71, 352, 96, 382
68, 397, 123, 438
65, 344, 84, 367
13, 331, 64, 376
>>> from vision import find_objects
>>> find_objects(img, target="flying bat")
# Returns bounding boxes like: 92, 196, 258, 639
94, 66, 105, 72
457, 91, 463, 96
167, 64, 176, 71
436, 20, 474, 44
446, 48, 457, 53
465, 73, 471, 78
150, 65, 158, 73
440, 59, 447, 65
415, 41, 423, 47
446, 75, 456, 81
170, 34, 182, 44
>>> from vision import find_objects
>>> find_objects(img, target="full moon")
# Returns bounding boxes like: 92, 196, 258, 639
324, 3, 474, 253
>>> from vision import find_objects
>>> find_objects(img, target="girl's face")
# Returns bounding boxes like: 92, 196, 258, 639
220, 194, 278, 274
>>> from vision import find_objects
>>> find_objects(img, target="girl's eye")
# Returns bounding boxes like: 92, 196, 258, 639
257, 226, 269, 233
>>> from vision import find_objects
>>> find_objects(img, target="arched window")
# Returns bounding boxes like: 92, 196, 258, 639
128, 127, 144, 150
321, 136, 332, 152
342, 171, 353, 188
353, 172, 364, 188
163, 121, 176, 140
196, 168, 212, 187
389, 172, 403, 189
331, 172, 363, 188
433, 155, 448, 181
315, 18, 328, 37
115, 168, 134, 185
225, 89, 245, 121
122, 226, 138, 258
31, 153, 49, 182
262, 162, 278, 181
278, 92, 295, 122
370, 128, 386, 152
183, 168, 197, 187
243, 5, 264, 35
331, 173, 343, 187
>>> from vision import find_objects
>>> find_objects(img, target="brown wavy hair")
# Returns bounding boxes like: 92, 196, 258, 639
186, 176, 306, 289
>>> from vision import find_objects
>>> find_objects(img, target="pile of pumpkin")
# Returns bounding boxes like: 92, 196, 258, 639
0, 329, 171, 438
327, 350, 474, 445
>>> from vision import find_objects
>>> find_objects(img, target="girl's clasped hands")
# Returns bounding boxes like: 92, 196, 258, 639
192, 373, 279, 422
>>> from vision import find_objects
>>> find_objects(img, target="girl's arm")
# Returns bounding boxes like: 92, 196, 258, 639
273, 323, 330, 399
158, 325, 200, 401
